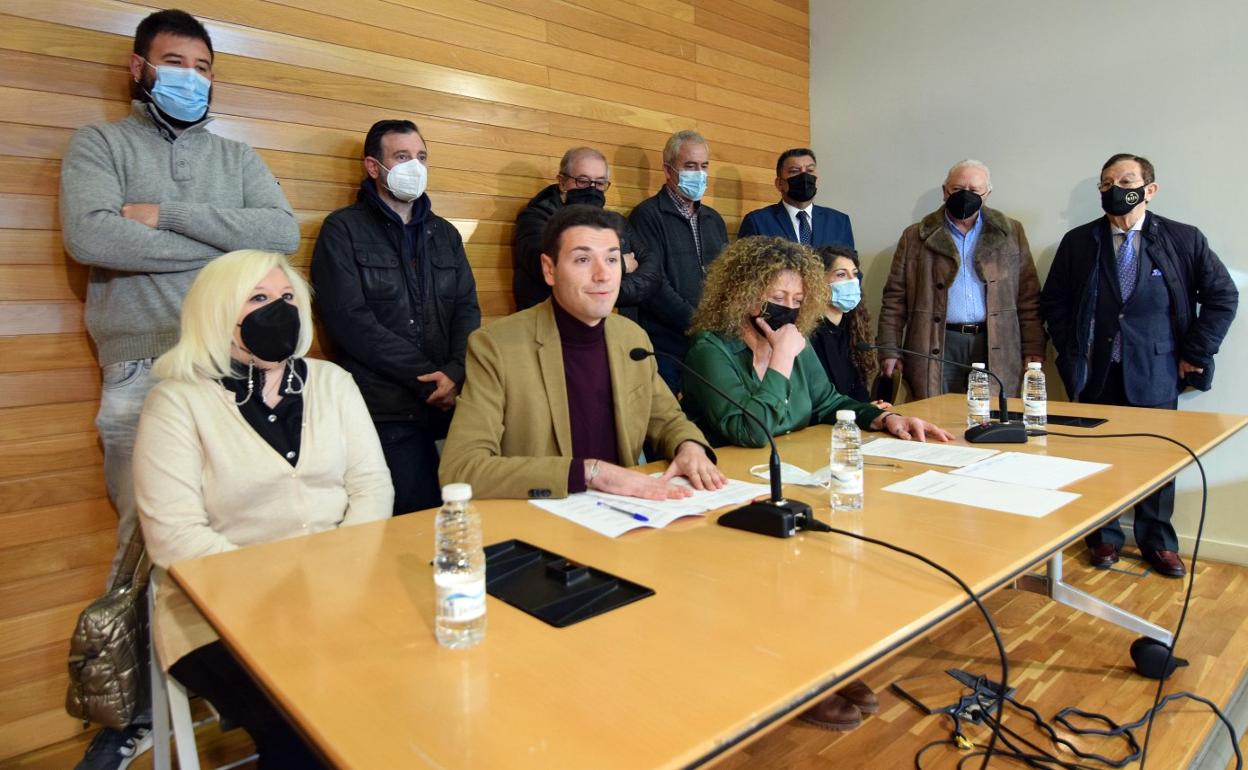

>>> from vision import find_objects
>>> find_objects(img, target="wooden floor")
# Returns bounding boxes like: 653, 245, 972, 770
4, 547, 1246, 770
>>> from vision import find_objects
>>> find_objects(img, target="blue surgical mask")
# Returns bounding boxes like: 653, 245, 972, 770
676, 169, 708, 201
144, 61, 211, 123
829, 280, 861, 312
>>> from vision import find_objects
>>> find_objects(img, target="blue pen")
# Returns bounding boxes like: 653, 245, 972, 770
596, 501, 651, 522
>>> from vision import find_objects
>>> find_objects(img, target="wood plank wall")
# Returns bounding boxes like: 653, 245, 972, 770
0, 0, 809, 759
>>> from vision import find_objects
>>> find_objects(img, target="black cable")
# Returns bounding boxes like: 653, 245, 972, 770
1037, 429, 1214, 769
816, 524, 1009, 770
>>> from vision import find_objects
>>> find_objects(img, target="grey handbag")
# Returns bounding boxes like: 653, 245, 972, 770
65, 527, 151, 728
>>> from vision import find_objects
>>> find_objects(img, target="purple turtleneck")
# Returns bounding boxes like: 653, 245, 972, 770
553, 299, 620, 493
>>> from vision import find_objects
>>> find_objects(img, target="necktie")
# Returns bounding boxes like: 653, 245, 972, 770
1111, 231, 1137, 362
796, 209, 812, 246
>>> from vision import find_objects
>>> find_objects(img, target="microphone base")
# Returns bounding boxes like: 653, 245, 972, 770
717, 499, 814, 539
965, 421, 1028, 444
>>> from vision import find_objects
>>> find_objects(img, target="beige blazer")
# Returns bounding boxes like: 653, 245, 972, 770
135, 359, 393, 668
440, 300, 710, 499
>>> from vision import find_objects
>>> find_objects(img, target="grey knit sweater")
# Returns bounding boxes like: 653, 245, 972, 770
59, 101, 300, 366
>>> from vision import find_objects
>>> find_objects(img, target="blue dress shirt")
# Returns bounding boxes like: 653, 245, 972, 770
944, 212, 987, 324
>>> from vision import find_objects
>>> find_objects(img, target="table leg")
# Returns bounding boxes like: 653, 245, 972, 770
1019, 554, 1174, 644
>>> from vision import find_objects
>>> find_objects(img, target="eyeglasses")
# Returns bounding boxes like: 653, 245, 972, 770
560, 174, 612, 192
1096, 180, 1143, 192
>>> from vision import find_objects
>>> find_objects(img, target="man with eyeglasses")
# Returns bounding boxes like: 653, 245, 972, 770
513, 146, 660, 319
59, 9, 300, 768
630, 130, 729, 393
877, 159, 1043, 399
1041, 153, 1238, 577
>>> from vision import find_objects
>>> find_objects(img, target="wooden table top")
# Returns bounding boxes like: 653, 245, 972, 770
170, 395, 1246, 769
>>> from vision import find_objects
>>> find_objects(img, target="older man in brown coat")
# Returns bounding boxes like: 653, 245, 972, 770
877, 160, 1044, 399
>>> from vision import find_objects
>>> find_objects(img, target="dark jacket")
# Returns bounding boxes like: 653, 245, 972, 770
311, 180, 481, 430
1041, 211, 1237, 403
628, 188, 729, 358
737, 202, 855, 250
512, 184, 662, 314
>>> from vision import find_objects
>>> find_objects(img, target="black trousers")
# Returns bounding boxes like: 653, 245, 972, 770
1080, 363, 1179, 552
170, 642, 328, 769
376, 421, 443, 515
941, 328, 989, 394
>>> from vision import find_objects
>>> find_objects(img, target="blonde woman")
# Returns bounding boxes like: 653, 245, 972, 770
134, 250, 392, 766
682, 236, 951, 450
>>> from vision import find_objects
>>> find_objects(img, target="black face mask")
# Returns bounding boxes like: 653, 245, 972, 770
1101, 185, 1147, 217
239, 300, 300, 363
753, 301, 800, 330
565, 187, 606, 208
784, 172, 817, 203
945, 189, 983, 220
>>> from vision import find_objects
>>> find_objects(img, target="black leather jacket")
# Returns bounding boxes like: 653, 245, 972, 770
311, 181, 481, 429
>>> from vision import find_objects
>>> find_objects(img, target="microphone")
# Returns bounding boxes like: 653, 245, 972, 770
629, 347, 825, 538
857, 342, 1027, 444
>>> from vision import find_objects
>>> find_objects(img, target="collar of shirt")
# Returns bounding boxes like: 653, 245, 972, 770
783, 200, 814, 238
1110, 214, 1146, 238
944, 209, 985, 241
664, 184, 698, 219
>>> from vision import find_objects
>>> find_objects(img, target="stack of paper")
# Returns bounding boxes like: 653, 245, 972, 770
860, 438, 999, 468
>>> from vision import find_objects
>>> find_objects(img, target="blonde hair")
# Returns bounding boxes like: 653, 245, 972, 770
691, 236, 828, 338
153, 250, 314, 383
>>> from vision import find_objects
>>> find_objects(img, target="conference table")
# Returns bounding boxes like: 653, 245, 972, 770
169, 394, 1246, 769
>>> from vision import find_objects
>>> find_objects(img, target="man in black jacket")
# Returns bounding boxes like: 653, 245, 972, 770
1041, 153, 1238, 577
312, 119, 481, 515
513, 146, 660, 319
630, 130, 729, 393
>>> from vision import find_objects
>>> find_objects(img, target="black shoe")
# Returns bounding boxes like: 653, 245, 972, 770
74, 724, 152, 770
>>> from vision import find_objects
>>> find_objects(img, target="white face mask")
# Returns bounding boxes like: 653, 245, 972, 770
376, 157, 427, 202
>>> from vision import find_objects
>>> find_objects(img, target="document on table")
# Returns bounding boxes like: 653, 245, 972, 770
883, 470, 1078, 518
950, 452, 1110, 490
529, 477, 770, 538
860, 437, 999, 468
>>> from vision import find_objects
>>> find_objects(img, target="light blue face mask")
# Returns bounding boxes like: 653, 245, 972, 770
145, 61, 211, 123
829, 280, 862, 312
676, 169, 708, 201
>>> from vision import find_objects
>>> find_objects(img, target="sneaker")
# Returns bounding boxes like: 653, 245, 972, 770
74, 724, 153, 770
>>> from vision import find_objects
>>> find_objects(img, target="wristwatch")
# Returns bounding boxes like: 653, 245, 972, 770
586, 459, 601, 489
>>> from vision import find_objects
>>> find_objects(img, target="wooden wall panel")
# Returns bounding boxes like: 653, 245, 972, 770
0, 0, 808, 761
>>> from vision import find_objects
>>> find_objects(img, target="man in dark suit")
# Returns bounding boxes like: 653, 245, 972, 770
1041, 153, 1238, 577
737, 148, 854, 249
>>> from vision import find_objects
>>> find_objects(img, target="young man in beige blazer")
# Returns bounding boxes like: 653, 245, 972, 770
441, 205, 725, 500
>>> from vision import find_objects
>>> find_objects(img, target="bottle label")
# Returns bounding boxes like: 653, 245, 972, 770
1024, 402, 1046, 418
831, 466, 863, 495
435, 575, 486, 622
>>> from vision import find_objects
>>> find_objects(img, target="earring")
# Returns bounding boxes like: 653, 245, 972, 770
284, 359, 305, 395
234, 357, 255, 406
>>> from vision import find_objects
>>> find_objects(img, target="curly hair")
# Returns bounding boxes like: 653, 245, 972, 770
816, 246, 879, 381
691, 236, 828, 338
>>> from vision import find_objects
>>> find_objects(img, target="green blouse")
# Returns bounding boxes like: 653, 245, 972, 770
682, 331, 884, 448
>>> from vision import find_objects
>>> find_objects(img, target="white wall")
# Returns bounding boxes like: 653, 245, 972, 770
809, 1, 1248, 562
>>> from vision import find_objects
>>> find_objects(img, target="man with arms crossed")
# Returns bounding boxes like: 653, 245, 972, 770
441, 205, 725, 500
59, 9, 299, 768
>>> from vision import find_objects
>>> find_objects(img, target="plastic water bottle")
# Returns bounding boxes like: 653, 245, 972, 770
967, 363, 991, 428
434, 483, 486, 649
1023, 361, 1047, 429
830, 409, 864, 512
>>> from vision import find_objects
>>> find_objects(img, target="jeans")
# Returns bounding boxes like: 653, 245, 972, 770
96, 359, 157, 587
375, 422, 443, 515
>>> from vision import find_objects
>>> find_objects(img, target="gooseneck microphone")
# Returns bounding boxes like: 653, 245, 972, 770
856, 342, 1027, 444
629, 347, 827, 538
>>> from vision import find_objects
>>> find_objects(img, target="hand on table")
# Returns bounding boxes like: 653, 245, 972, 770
587, 460, 693, 500
874, 413, 954, 442
659, 441, 727, 491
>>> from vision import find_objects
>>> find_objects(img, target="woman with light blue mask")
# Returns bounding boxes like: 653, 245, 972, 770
810, 246, 891, 406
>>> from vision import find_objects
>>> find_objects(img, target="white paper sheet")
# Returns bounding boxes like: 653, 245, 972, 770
860, 437, 999, 468
529, 477, 771, 537
950, 452, 1110, 490
883, 470, 1078, 518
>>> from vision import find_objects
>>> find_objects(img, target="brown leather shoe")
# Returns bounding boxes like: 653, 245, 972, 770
798, 693, 863, 731
1143, 549, 1186, 578
1090, 543, 1119, 569
836, 679, 879, 714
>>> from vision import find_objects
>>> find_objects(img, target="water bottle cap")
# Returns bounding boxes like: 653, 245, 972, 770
442, 483, 473, 503
836, 409, 856, 422
1028, 362, 1043, 370
971, 362, 986, 370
